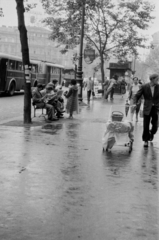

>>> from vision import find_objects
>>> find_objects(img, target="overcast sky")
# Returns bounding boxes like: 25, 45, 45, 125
0, 0, 159, 34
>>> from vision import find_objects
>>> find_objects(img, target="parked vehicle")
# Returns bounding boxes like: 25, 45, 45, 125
0, 53, 64, 96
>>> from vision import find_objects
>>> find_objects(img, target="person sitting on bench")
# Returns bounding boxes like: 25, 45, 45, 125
32, 83, 58, 121
41, 83, 65, 118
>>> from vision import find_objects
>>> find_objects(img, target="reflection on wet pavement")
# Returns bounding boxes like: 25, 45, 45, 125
0, 100, 158, 240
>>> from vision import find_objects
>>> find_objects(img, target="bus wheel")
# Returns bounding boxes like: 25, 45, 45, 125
8, 82, 15, 96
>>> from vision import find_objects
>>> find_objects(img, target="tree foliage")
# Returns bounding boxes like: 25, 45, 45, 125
145, 46, 159, 74
24, 0, 37, 12
42, 0, 155, 82
0, 0, 36, 17
0, 7, 4, 17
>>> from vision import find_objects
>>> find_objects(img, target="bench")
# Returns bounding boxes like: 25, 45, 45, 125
32, 103, 47, 118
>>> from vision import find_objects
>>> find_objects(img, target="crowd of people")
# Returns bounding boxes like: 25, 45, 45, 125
32, 73, 159, 148
32, 79, 79, 122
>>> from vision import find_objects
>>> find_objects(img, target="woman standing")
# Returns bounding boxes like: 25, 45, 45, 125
120, 77, 127, 98
64, 80, 79, 119
103, 77, 110, 99
128, 77, 141, 122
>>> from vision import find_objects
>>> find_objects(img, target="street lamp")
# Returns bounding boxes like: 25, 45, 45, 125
76, 0, 85, 102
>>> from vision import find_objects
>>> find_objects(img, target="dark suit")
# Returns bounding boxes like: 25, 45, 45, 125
135, 83, 159, 141
32, 88, 55, 120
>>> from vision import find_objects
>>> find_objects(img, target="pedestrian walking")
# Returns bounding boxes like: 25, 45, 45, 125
128, 77, 141, 122
105, 75, 118, 100
135, 73, 159, 148
64, 80, 79, 119
120, 77, 127, 98
103, 77, 110, 99
84, 77, 94, 102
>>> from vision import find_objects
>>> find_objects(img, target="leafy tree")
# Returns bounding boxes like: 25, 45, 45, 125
42, 0, 154, 85
145, 46, 159, 75
0, 7, 4, 17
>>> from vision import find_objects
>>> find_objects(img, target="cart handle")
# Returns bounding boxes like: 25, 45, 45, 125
111, 111, 124, 116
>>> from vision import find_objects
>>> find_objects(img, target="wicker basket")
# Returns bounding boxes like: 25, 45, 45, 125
111, 111, 124, 122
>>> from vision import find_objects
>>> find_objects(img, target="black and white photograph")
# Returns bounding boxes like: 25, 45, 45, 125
0, 0, 158, 239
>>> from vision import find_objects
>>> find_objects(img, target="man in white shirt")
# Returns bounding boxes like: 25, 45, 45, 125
84, 77, 94, 102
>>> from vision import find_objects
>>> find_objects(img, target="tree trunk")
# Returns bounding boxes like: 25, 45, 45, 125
100, 53, 105, 96
15, 0, 31, 124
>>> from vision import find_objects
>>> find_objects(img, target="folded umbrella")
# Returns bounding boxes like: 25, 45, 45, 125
125, 100, 130, 116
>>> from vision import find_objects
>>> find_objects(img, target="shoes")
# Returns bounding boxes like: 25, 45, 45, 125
144, 141, 148, 148
45, 119, 52, 123
149, 131, 154, 141
56, 112, 64, 118
57, 109, 65, 113
57, 115, 64, 118
51, 116, 59, 121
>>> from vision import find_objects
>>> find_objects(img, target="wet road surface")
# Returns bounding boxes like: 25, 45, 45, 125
0, 96, 158, 240
0, 92, 24, 122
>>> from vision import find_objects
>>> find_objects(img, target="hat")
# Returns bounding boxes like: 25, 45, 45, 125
46, 83, 53, 90
47, 82, 54, 87
150, 74, 159, 80
37, 83, 43, 88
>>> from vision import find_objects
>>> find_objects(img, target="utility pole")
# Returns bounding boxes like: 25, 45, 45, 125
76, 0, 85, 102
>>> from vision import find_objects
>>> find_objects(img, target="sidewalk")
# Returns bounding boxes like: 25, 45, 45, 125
0, 95, 158, 240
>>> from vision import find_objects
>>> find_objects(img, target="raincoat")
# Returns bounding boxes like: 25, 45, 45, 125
65, 85, 79, 114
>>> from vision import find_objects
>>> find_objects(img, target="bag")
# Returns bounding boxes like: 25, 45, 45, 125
92, 91, 95, 97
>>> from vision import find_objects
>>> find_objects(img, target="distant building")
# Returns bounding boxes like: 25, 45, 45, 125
152, 32, 159, 47
0, 25, 73, 66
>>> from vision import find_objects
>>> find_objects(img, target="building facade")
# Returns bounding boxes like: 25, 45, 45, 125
0, 25, 73, 67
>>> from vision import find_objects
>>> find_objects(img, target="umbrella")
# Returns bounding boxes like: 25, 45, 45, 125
125, 100, 130, 116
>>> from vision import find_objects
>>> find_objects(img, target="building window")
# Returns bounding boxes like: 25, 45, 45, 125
11, 47, 15, 53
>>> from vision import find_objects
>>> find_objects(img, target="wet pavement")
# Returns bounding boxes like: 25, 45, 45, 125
0, 95, 158, 240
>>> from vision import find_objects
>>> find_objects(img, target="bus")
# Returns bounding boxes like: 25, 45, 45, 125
0, 53, 65, 96
37, 61, 64, 87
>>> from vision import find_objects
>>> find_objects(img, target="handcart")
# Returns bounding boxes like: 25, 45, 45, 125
102, 111, 134, 153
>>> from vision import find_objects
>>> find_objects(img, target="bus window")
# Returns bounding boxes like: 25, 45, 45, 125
8, 60, 16, 70
31, 64, 38, 73
16, 61, 22, 71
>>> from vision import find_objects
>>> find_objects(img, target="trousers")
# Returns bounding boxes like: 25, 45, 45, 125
35, 102, 55, 120
142, 106, 158, 141
105, 87, 114, 99
87, 90, 92, 101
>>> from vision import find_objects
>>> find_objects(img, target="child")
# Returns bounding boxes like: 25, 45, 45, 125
64, 80, 79, 118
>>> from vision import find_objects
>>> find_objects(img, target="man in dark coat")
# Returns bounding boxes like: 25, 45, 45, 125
32, 83, 58, 121
135, 74, 159, 147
